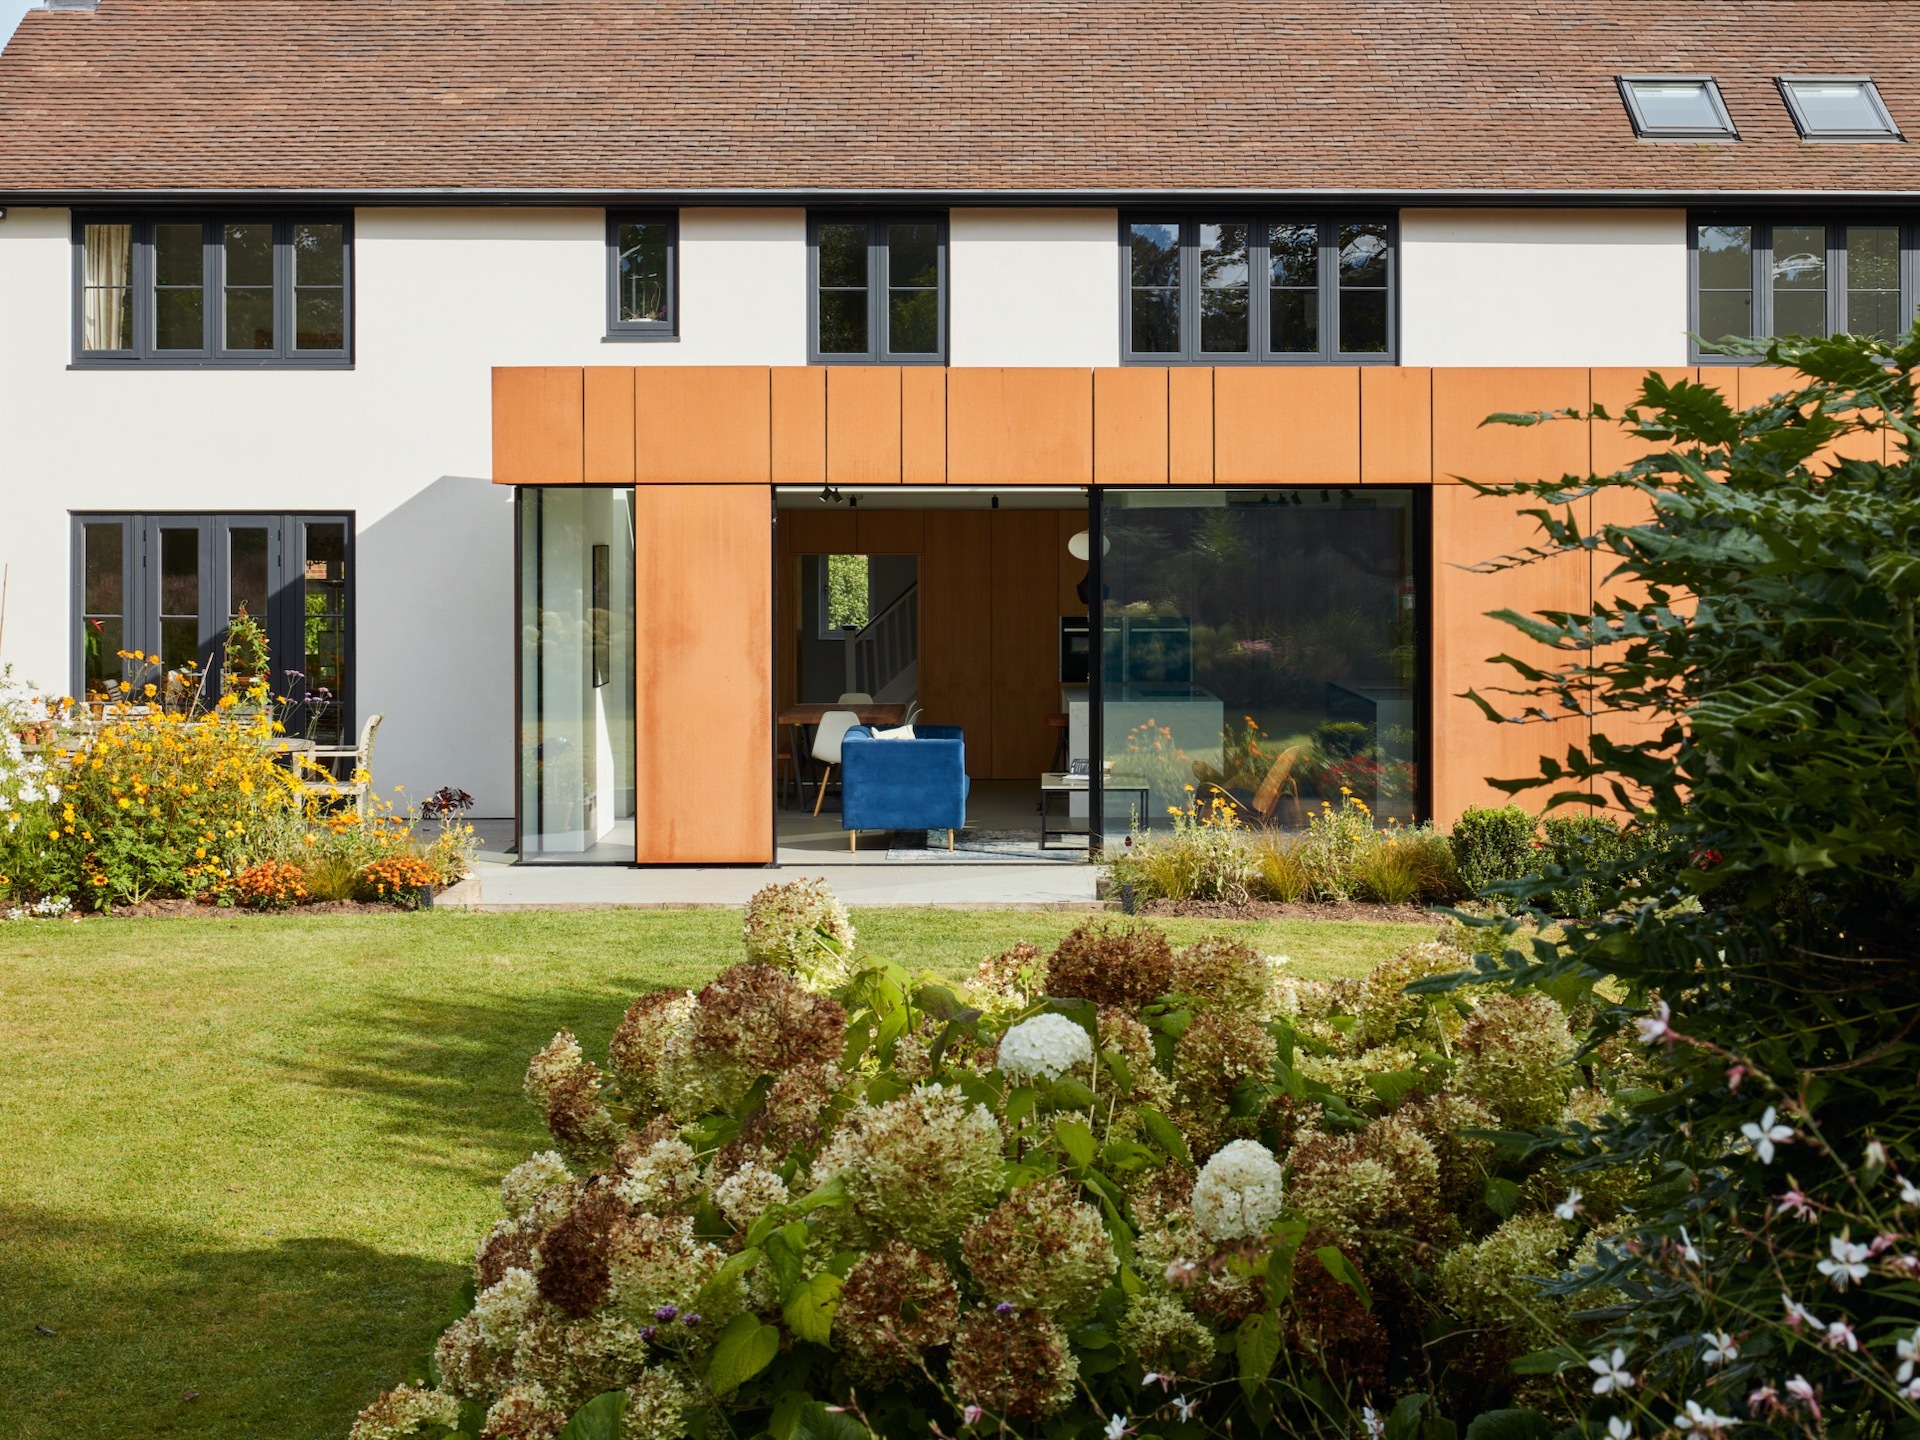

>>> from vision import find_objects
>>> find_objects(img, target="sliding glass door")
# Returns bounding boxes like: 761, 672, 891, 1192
1095, 488, 1423, 836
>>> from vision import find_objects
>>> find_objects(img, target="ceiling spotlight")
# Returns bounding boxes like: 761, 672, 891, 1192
991, 494, 1000, 510
818, 485, 841, 505
848, 494, 859, 509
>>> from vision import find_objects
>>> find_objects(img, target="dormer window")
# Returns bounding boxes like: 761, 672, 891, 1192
1777, 78, 1902, 141
1618, 76, 1738, 139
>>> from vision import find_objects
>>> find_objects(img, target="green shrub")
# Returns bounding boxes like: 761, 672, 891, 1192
1350, 837, 1422, 905
1313, 719, 1373, 757
1448, 803, 1537, 895
1248, 831, 1312, 902
1539, 813, 1632, 916
1397, 826, 1466, 903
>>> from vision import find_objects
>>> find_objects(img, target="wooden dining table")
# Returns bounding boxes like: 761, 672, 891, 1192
777, 703, 910, 810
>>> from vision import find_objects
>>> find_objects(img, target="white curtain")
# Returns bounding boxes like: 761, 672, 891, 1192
83, 223, 132, 351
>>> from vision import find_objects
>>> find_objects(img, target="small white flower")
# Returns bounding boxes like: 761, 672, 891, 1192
1361, 1405, 1385, 1440
1172, 1396, 1197, 1423
1589, 1347, 1635, 1395
1816, 1231, 1871, 1290
1741, 1106, 1794, 1164
1785, 1376, 1818, 1407
1104, 1414, 1129, 1440
1903, 1377, 1920, 1403
1607, 1419, 1633, 1440
1866, 1140, 1889, 1169
1635, 1000, 1672, 1045
1895, 1325, 1920, 1384
1555, 1188, 1583, 1222
996, 1012, 1093, 1084
1673, 1400, 1736, 1433
1823, 1318, 1859, 1353
1701, 1331, 1739, 1367
1897, 1173, 1920, 1206
1140, 1373, 1163, 1390
1782, 1293, 1822, 1330
1677, 1227, 1702, 1264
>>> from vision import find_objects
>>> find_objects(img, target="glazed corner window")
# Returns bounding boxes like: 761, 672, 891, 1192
605, 212, 677, 339
1690, 218, 1913, 361
1124, 216, 1393, 364
1777, 78, 1902, 141
73, 215, 351, 365
1618, 76, 1738, 139
808, 214, 946, 363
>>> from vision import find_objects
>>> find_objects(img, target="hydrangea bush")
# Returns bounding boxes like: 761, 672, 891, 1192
350, 894, 1640, 1440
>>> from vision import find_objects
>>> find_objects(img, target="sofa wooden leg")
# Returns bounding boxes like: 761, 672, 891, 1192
948, 828, 955, 851
849, 829, 857, 853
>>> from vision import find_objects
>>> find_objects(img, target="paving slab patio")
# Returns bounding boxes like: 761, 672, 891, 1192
439, 859, 1102, 910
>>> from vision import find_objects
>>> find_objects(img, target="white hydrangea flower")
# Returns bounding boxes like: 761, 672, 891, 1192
998, 1013, 1094, 1084
471, 1266, 541, 1350
713, 1161, 790, 1231
1190, 1139, 1287, 1242
500, 1151, 572, 1218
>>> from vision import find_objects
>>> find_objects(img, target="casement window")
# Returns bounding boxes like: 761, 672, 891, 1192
1122, 216, 1396, 364
73, 514, 353, 744
1690, 217, 1916, 361
72, 215, 352, 367
808, 214, 947, 364
605, 211, 678, 340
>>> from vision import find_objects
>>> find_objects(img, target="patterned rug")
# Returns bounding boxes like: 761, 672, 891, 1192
884, 827, 1089, 863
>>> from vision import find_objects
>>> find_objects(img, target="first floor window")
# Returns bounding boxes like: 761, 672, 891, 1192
605, 211, 678, 339
1692, 217, 1914, 359
73, 214, 352, 365
73, 513, 353, 744
808, 213, 947, 363
1124, 215, 1395, 364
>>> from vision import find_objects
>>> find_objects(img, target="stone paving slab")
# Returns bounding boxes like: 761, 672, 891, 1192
437, 862, 1103, 911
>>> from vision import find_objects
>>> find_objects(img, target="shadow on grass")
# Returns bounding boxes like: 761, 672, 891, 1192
0, 1201, 466, 1440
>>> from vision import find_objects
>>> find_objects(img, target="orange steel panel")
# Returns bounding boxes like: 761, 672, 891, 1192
901, 367, 948, 484
634, 366, 770, 483
827, 367, 903, 485
582, 367, 637, 485
492, 367, 583, 485
1739, 365, 1886, 467
1168, 367, 1214, 483
1431, 368, 1589, 485
632, 485, 773, 863
771, 367, 827, 486
947, 368, 1093, 485
1360, 367, 1433, 483
1093, 368, 1169, 484
1214, 368, 1360, 484
1430, 483, 1594, 826
1589, 368, 1696, 474
856, 508, 927, 554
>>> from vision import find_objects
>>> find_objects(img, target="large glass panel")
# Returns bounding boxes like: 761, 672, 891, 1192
229, 526, 270, 619
887, 221, 940, 355
81, 521, 125, 694
158, 526, 201, 676
81, 223, 133, 352
816, 222, 868, 355
1623, 79, 1732, 136
1198, 221, 1250, 353
1846, 226, 1901, 341
615, 219, 669, 324
303, 522, 349, 745
1268, 221, 1320, 354
1772, 223, 1829, 338
519, 488, 637, 860
1128, 221, 1181, 354
223, 221, 275, 351
1098, 489, 1421, 838
1782, 80, 1896, 138
1696, 224, 1754, 342
1337, 221, 1389, 353
154, 222, 205, 351
292, 221, 346, 350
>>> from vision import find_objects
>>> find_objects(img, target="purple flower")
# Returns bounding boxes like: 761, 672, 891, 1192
994, 1301, 1016, 1317
654, 1305, 680, 1322
639, 1325, 657, 1342
685, 1313, 703, 1326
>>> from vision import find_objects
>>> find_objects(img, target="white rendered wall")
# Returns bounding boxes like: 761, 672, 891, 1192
949, 208, 1119, 367
1399, 208, 1689, 367
0, 205, 805, 816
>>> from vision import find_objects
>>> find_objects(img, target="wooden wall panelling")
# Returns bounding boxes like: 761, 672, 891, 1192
855, 508, 927, 554
1360, 366, 1432, 483
492, 367, 583, 485
634, 367, 770, 483
1168, 367, 1214, 483
1093, 368, 1169, 484
991, 511, 1067, 778
780, 507, 859, 555
1058, 508, 1091, 616
901, 368, 948, 483
1213, 368, 1360, 484
770, 368, 827, 485
920, 508, 996, 777
582, 368, 637, 484
776, 547, 800, 716
1429, 483, 1593, 826
1431, 368, 1588, 485
947, 368, 1094, 485
827, 367, 903, 485
632, 485, 773, 863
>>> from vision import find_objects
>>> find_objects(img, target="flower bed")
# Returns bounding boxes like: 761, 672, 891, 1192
346, 883, 1641, 1440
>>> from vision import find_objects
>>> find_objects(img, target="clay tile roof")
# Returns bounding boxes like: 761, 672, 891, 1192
2, 0, 1919, 198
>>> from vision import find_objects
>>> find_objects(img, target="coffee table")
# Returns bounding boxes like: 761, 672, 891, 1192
1038, 772, 1150, 850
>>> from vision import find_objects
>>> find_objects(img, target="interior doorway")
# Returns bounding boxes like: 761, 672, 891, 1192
774, 487, 1094, 864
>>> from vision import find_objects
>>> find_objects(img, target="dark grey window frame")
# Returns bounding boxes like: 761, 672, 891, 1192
1118, 214, 1398, 365
69, 212, 354, 369
1617, 75, 1740, 140
1775, 76, 1903, 143
1687, 213, 1918, 364
806, 211, 949, 365
69, 511, 355, 737
604, 210, 679, 342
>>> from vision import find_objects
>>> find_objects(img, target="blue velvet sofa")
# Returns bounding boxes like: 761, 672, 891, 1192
839, 725, 969, 845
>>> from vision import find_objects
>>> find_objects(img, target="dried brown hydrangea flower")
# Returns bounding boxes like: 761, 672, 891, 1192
1169, 935, 1272, 1013
533, 1179, 632, 1319
1045, 920, 1174, 1009
1171, 1008, 1278, 1157
1287, 1243, 1389, 1395
961, 1178, 1115, 1320
607, 989, 692, 1104
688, 962, 847, 1111
523, 1031, 620, 1165
833, 1240, 962, 1384
947, 1304, 1079, 1420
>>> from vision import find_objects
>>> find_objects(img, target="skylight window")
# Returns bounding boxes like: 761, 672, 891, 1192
1618, 76, 1738, 139
1777, 77, 1901, 141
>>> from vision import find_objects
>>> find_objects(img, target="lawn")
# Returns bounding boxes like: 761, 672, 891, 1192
0, 907, 1434, 1440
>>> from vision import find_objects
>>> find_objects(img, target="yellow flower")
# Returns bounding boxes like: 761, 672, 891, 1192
47, 829, 59, 841
118, 681, 132, 693
143, 684, 157, 699
194, 847, 206, 859
116, 798, 130, 809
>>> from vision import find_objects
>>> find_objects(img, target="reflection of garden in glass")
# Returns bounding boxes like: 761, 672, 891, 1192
1099, 490, 1419, 831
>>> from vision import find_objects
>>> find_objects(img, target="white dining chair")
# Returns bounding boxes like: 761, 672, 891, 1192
810, 708, 862, 816
837, 691, 872, 704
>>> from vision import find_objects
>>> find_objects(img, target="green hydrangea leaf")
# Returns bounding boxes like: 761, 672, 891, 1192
782, 1271, 843, 1345
705, 1313, 781, 1396
1236, 1311, 1281, 1395
1313, 1245, 1371, 1310
794, 1400, 869, 1440
1364, 1069, 1423, 1108
556, 1390, 626, 1440
1136, 1106, 1192, 1166
1055, 1117, 1097, 1170
1462, 1409, 1552, 1440
1483, 1177, 1522, 1219
697, 1246, 763, 1315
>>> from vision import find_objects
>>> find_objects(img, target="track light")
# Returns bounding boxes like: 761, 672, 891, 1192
848, 494, 859, 509
991, 494, 1000, 510
818, 485, 842, 505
